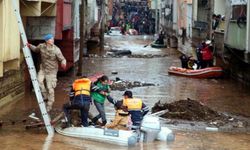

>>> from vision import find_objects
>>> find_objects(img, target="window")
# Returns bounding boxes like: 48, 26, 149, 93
232, 5, 247, 20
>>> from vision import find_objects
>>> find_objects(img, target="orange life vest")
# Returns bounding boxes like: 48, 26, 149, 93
72, 78, 91, 96
123, 98, 142, 111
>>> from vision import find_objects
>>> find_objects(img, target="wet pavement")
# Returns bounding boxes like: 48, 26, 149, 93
1, 35, 250, 150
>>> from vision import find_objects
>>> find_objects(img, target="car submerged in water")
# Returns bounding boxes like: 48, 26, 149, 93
108, 27, 123, 36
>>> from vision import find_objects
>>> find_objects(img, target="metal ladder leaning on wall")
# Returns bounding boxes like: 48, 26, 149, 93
11, 0, 54, 135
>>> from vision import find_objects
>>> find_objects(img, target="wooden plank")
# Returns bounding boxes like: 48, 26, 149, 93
25, 112, 64, 129
25, 112, 102, 129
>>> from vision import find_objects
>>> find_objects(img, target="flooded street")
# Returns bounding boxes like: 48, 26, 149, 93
1, 35, 250, 150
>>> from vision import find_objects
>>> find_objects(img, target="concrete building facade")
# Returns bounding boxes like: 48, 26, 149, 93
0, 0, 99, 108
0, 0, 24, 107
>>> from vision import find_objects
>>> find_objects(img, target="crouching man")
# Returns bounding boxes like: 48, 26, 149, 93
63, 77, 92, 127
122, 91, 149, 128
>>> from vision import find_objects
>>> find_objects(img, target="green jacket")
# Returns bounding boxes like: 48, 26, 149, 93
91, 81, 110, 103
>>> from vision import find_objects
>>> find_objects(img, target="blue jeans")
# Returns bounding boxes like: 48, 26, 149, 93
93, 101, 106, 123
129, 110, 143, 126
63, 95, 90, 127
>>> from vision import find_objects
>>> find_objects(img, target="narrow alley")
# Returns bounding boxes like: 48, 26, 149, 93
1, 35, 250, 150
1, 0, 250, 150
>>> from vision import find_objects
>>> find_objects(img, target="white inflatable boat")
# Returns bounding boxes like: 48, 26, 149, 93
55, 116, 175, 146
56, 126, 137, 146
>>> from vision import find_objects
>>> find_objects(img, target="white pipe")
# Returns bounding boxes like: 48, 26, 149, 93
245, 0, 250, 62
246, 0, 250, 53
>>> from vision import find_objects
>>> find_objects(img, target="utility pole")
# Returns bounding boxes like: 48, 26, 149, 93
208, 0, 214, 40
155, 0, 158, 34
159, 1, 162, 30
100, 0, 105, 53
77, 0, 86, 76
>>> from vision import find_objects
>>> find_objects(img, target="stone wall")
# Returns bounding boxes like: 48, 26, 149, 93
223, 45, 250, 85
0, 66, 25, 108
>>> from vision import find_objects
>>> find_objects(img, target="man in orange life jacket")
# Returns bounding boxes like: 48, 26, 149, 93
63, 77, 92, 127
122, 90, 149, 127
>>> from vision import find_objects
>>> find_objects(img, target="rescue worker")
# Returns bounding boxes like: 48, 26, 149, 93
201, 40, 214, 68
28, 34, 66, 112
104, 101, 131, 130
122, 90, 149, 127
196, 41, 207, 69
63, 77, 92, 127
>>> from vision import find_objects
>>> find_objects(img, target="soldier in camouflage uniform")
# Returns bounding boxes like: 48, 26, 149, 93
29, 34, 66, 112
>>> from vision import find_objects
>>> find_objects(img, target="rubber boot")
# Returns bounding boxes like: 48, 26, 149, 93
92, 117, 98, 125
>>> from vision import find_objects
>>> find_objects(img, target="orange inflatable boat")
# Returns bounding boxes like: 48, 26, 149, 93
168, 66, 223, 78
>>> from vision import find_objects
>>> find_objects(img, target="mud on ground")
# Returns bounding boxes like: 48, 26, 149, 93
152, 98, 222, 122
152, 99, 250, 130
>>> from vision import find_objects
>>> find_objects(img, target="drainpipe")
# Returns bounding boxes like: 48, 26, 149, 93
208, 0, 214, 40
99, 0, 105, 52
245, 0, 250, 62
159, 1, 162, 30
155, 0, 158, 34
77, 0, 86, 76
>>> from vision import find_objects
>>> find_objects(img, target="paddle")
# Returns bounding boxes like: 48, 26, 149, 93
149, 109, 169, 116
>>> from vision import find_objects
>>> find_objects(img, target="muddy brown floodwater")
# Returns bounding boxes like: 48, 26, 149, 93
1, 35, 250, 150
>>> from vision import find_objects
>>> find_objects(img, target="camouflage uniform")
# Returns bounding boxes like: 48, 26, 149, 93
30, 43, 66, 112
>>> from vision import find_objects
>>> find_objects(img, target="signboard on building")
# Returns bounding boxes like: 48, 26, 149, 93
151, 0, 161, 9
231, 0, 247, 5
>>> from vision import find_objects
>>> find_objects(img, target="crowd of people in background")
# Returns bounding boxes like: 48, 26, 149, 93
212, 14, 225, 38
108, 1, 155, 35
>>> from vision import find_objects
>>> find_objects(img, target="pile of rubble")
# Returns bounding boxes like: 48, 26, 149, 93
152, 99, 221, 121
152, 99, 250, 129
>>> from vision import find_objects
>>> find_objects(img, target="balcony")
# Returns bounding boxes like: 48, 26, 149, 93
225, 20, 246, 51
20, 0, 57, 16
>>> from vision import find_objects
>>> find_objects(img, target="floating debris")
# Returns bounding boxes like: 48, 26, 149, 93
110, 79, 155, 91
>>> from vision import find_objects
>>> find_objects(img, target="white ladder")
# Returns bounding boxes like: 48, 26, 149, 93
11, 0, 54, 135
